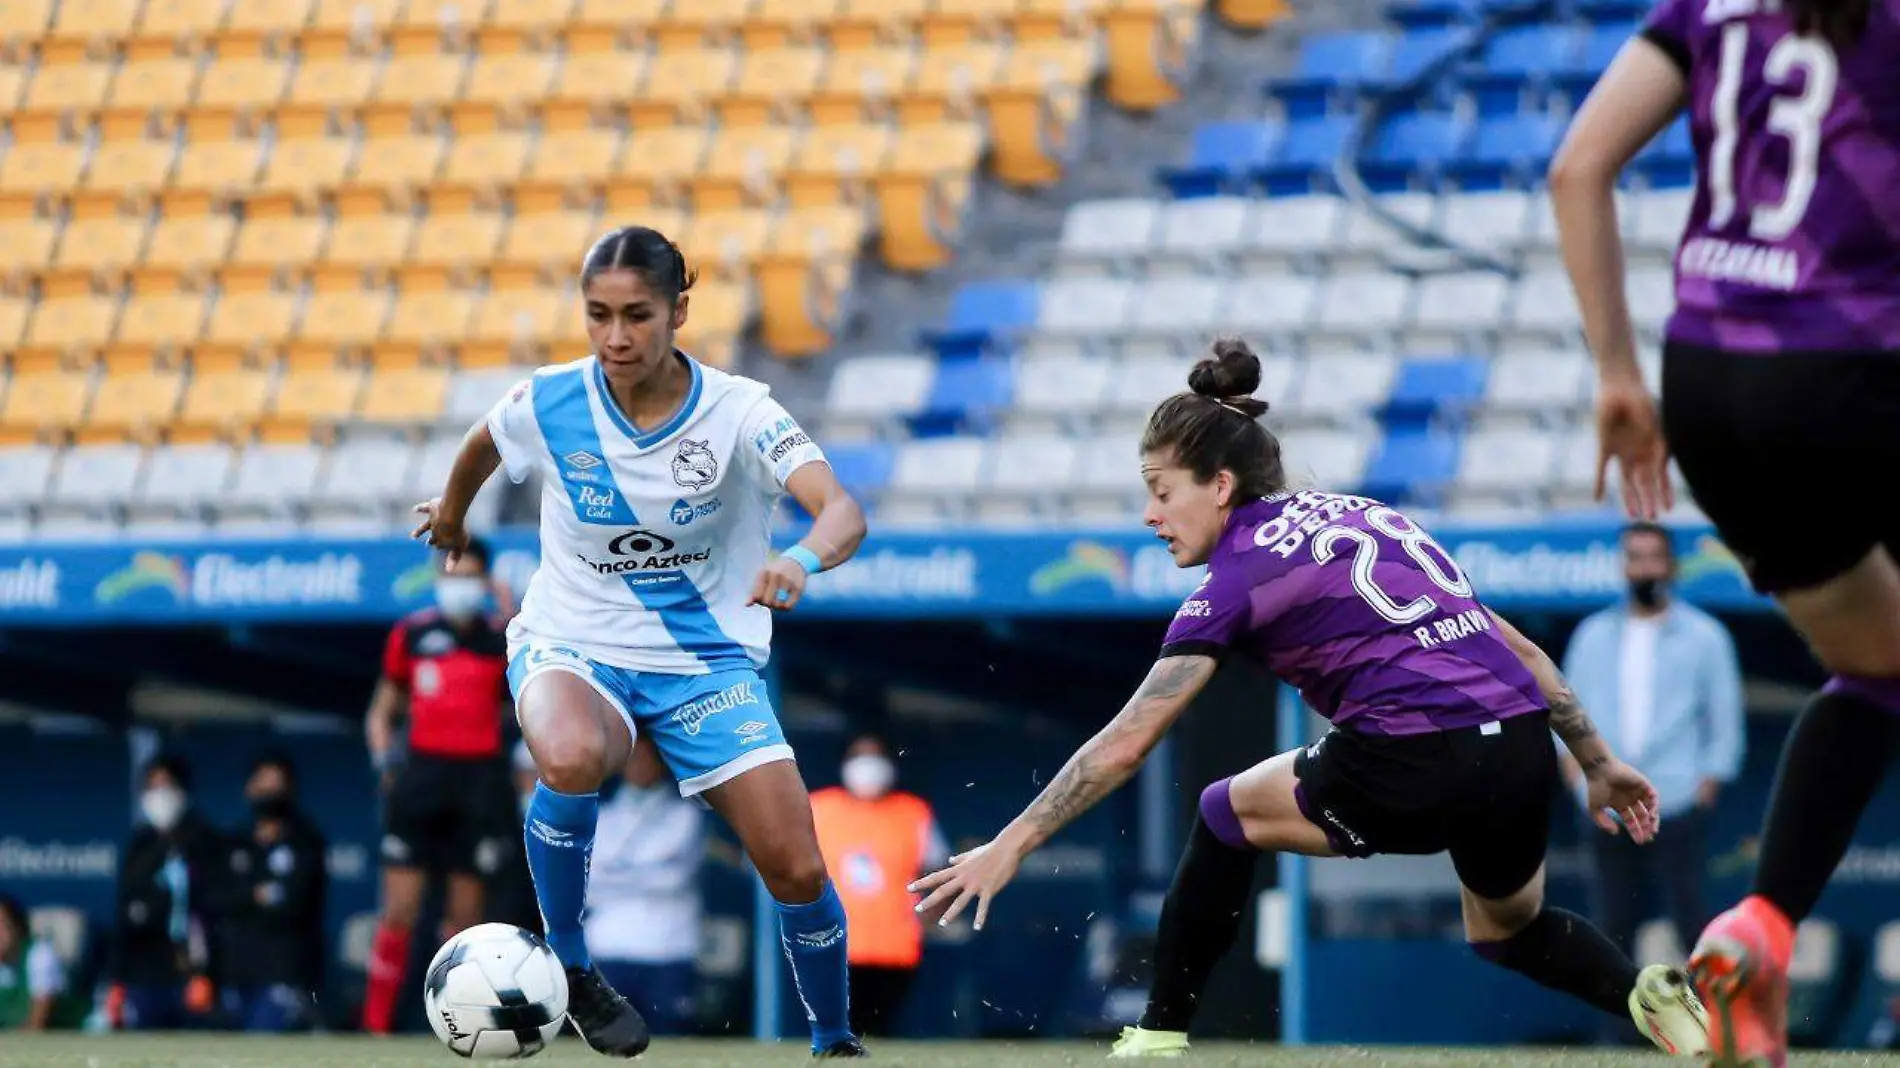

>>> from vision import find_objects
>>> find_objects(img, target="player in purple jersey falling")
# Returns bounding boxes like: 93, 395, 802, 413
1552, 0, 1900, 1061
908, 341, 1710, 1058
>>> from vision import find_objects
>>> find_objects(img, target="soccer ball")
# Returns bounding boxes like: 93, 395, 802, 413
423, 923, 569, 1059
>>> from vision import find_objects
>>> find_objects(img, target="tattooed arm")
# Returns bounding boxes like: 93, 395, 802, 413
995, 655, 1218, 859
1487, 609, 1617, 774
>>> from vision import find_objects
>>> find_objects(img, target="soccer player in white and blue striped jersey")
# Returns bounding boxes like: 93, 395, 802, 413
414, 226, 869, 1059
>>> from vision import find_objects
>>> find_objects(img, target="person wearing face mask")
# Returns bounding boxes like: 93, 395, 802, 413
108, 755, 223, 1031
361, 536, 517, 1035
809, 734, 948, 1038
1561, 522, 1746, 982
218, 751, 328, 1032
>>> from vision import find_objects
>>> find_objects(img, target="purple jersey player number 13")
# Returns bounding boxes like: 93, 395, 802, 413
1159, 490, 1546, 736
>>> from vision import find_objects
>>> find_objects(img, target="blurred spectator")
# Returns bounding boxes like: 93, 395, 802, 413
218, 750, 328, 1032
584, 736, 706, 1036
811, 733, 948, 1037
0, 895, 65, 1031
110, 754, 223, 1031
1563, 522, 1745, 963
361, 538, 515, 1034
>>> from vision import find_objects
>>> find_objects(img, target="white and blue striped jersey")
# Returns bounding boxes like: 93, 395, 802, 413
485, 354, 825, 675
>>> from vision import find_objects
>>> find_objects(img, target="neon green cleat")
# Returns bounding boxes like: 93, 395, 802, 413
1107, 1026, 1190, 1059
1630, 963, 1711, 1056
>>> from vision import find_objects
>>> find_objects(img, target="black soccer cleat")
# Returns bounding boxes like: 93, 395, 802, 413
564, 966, 651, 1058
813, 1038, 869, 1058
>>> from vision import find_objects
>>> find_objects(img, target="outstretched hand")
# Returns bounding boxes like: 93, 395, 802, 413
411, 498, 470, 565
1585, 758, 1662, 844
1594, 377, 1674, 521
907, 839, 1022, 933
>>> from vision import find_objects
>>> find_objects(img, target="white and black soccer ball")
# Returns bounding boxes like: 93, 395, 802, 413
423, 923, 568, 1060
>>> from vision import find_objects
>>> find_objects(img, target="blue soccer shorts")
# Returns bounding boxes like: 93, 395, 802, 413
506, 643, 794, 797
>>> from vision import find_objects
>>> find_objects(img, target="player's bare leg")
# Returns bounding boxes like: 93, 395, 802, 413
1113, 750, 1332, 1059
362, 865, 427, 1034
703, 762, 862, 1058
441, 873, 485, 943
1461, 868, 1706, 1055
1693, 547, 1900, 1068
518, 671, 649, 1058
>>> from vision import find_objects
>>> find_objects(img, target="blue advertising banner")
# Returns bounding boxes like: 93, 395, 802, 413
0, 522, 1768, 625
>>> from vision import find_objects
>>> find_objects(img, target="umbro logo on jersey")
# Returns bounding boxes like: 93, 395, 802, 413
563, 450, 603, 471
794, 925, 843, 950
529, 820, 576, 848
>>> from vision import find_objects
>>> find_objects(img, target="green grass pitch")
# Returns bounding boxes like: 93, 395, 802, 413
6, 1036, 1900, 1068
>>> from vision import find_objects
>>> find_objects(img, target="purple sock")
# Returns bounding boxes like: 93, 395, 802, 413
1823, 674, 1900, 715
1197, 777, 1253, 851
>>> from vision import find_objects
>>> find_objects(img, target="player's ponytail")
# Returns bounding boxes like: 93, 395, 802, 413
1140, 337, 1287, 502
1787, 0, 1870, 48
580, 225, 700, 305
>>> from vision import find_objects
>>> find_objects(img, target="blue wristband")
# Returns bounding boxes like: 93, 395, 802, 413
782, 545, 823, 575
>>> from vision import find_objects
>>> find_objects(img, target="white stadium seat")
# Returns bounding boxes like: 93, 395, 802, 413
1124, 277, 1222, 346
1505, 268, 1583, 341
1280, 426, 1374, 490
1240, 195, 1344, 268
1409, 271, 1511, 340
1486, 349, 1589, 416
134, 443, 235, 516
987, 434, 1079, 497
1627, 188, 1693, 258
1311, 271, 1411, 339
314, 437, 419, 513
1294, 352, 1396, 423
1438, 190, 1533, 258
1010, 354, 1111, 435
1335, 193, 1438, 264
825, 352, 936, 425
1036, 278, 1134, 340
1626, 265, 1677, 337
1106, 354, 1196, 415
891, 436, 986, 496
1217, 275, 1317, 335
1056, 198, 1161, 275
0, 446, 58, 514
225, 443, 324, 516
445, 367, 533, 427
1457, 426, 1559, 494
45, 444, 145, 516
1151, 196, 1252, 276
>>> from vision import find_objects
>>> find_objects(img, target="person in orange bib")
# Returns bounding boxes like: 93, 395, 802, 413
810, 734, 948, 1038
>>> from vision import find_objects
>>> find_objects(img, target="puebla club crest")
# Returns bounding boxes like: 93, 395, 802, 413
672, 439, 718, 490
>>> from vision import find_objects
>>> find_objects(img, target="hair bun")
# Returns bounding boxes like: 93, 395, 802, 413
1188, 337, 1269, 419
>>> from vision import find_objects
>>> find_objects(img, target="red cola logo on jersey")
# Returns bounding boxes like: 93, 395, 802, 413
574, 528, 712, 576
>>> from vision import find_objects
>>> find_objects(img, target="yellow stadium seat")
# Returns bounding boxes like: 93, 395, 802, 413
25, 295, 122, 352
374, 54, 469, 110
143, 214, 237, 277
171, 138, 265, 195
627, 49, 736, 127
54, 216, 151, 276
497, 209, 596, 271
411, 211, 504, 269
693, 126, 798, 210
571, 0, 671, 47
903, 44, 1005, 124
758, 205, 862, 355
359, 365, 450, 421
786, 123, 890, 206
1103, 0, 1198, 111
342, 134, 444, 203
811, 47, 915, 125
195, 58, 292, 114
255, 135, 354, 205
205, 290, 298, 346
271, 365, 366, 421
82, 139, 176, 195
286, 57, 377, 110
178, 368, 272, 430
86, 370, 186, 432
116, 293, 208, 348
321, 213, 417, 270
137, 0, 229, 43
0, 219, 59, 281
296, 291, 390, 347
613, 126, 710, 207
829, 0, 930, 50
773, 204, 868, 260
0, 67, 24, 113
384, 290, 475, 347
549, 50, 649, 113
985, 38, 1096, 188
922, 0, 1021, 45
744, 0, 839, 49
229, 216, 329, 271
0, 371, 92, 432
675, 280, 747, 368
23, 62, 113, 116
0, 0, 53, 46
722, 47, 827, 126
522, 129, 623, 188
107, 58, 201, 117
469, 285, 565, 348
224, 0, 316, 39
875, 121, 982, 271
463, 52, 556, 110
680, 210, 771, 280
489, 0, 578, 37
0, 297, 30, 351
1014, 0, 1109, 39
657, 0, 754, 50
311, 0, 403, 33
440, 131, 530, 190
49, 0, 141, 43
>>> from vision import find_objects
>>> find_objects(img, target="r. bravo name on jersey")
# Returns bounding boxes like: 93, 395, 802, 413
575, 528, 713, 576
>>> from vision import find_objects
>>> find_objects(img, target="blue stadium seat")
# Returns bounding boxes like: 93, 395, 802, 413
1362, 112, 1471, 189
1464, 25, 1582, 114
822, 441, 896, 501
1257, 115, 1356, 194
1266, 31, 1391, 118
1634, 115, 1694, 186
913, 356, 1016, 437
1383, 26, 1477, 91
1360, 426, 1464, 506
1382, 356, 1491, 425
922, 281, 1040, 359
1450, 113, 1565, 187
1157, 120, 1283, 199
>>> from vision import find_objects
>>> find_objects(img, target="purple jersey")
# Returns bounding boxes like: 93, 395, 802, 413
1160, 491, 1544, 736
1642, 0, 1900, 352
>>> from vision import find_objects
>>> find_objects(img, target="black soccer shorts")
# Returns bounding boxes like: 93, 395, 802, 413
381, 753, 516, 876
1293, 710, 1557, 901
1663, 342, 1900, 595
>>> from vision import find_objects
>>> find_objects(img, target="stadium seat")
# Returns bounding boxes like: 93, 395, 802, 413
1158, 120, 1280, 197
1453, 113, 1565, 187
469, 285, 568, 353
25, 294, 122, 355
0, 218, 58, 283
785, 123, 890, 206
270, 366, 366, 426
1239, 194, 1343, 267
204, 291, 298, 350
1034, 278, 1133, 352
873, 121, 982, 273
1104, 353, 1194, 417
1283, 426, 1375, 489
444, 366, 531, 426
927, 280, 1040, 359
1383, 26, 1474, 90
1335, 192, 1438, 262
1485, 350, 1588, 416
0, 446, 58, 514
440, 132, 532, 194
384, 289, 477, 351
630, 49, 738, 127
985, 37, 1095, 188
613, 125, 712, 206
1257, 114, 1355, 194
522, 128, 625, 189
465, 53, 558, 110
1384, 355, 1488, 425
915, 355, 1014, 437
1362, 111, 1470, 188
177, 368, 273, 433
1626, 264, 1676, 337
54, 215, 151, 279
1626, 187, 1693, 258
890, 436, 986, 507
984, 432, 1078, 521
224, 442, 324, 514
810, 47, 915, 125
321, 213, 418, 271
1436, 190, 1533, 258
44, 443, 144, 514
1056, 198, 1160, 278
1362, 425, 1461, 503
0, 297, 32, 352
0, 370, 91, 434
724, 47, 828, 126
116, 292, 210, 351
85, 370, 187, 436
694, 126, 801, 210
1123, 278, 1221, 355
1268, 31, 1390, 118
0, 142, 87, 201
816, 439, 895, 502
313, 436, 418, 513
83, 138, 177, 196
1312, 271, 1412, 339
1464, 25, 1580, 115
411, 211, 505, 272
1409, 271, 1511, 342
297, 289, 391, 348
344, 133, 446, 205
256, 135, 355, 207
143, 214, 238, 281
1147, 196, 1250, 277
1504, 268, 1582, 342
195, 58, 292, 116
1010, 353, 1111, 435
1295, 352, 1397, 422
1217, 274, 1317, 336
131, 442, 235, 514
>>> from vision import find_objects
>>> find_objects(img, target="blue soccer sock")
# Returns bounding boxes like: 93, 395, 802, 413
523, 783, 599, 971
776, 881, 854, 1048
